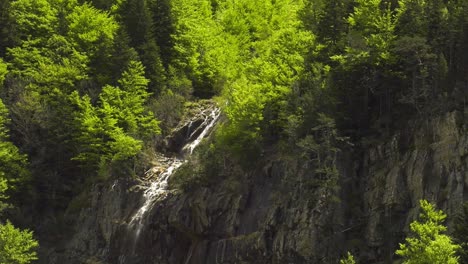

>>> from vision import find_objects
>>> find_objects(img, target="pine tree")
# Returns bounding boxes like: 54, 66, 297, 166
340, 252, 356, 264
396, 200, 460, 264
151, 0, 174, 67
71, 61, 160, 174
119, 0, 166, 93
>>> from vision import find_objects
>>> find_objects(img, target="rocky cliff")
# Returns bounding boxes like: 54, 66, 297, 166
43, 107, 467, 264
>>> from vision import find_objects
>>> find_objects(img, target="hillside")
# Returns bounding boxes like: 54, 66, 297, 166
0, 0, 466, 263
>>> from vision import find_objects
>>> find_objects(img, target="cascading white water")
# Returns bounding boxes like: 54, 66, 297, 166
182, 108, 221, 155
127, 107, 220, 245
129, 159, 184, 225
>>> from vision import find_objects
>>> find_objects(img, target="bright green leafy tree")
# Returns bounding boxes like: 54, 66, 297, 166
340, 252, 356, 264
171, 0, 245, 97
66, 2, 118, 55
336, 0, 397, 66
72, 61, 160, 174
10, 0, 58, 41
396, 200, 460, 264
0, 221, 38, 264
217, 0, 313, 152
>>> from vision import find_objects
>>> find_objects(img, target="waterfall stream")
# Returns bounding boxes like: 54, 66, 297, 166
126, 107, 220, 251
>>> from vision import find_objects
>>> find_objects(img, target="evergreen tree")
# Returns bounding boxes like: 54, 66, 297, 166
315, 0, 350, 49
119, 0, 166, 93
396, 200, 460, 264
9, 0, 58, 41
0, 221, 38, 264
340, 252, 356, 264
151, 0, 174, 67
72, 61, 160, 174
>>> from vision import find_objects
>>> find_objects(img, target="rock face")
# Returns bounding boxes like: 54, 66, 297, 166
164, 101, 220, 154
355, 111, 467, 262
44, 110, 467, 264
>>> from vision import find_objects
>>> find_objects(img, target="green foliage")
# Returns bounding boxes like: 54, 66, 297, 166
215, 0, 313, 152
316, 0, 350, 45
0, 179, 9, 213
7, 36, 89, 92
0, 0, 16, 55
0, 1, 466, 261
118, 0, 166, 93
71, 61, 160, 174
0, 221, 38, 264
392, 36, 438, 112
151, 0, 174, 67
341, 0, 397, 66
112, 60, 160, 137
295, 113, 345, 202
66, 3, 118, 55
171, 0, 230, 96
396, 200, 460, 264
0, 99, 37, 264
0, 100, 28, 186
340, 252, 356, 264
0, 59, 6, 86
395, 0, 428, 36
10, 0, 58, 40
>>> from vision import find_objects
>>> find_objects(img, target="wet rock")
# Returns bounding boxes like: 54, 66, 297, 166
164, 101, 218, 153
44, 110, 467, 264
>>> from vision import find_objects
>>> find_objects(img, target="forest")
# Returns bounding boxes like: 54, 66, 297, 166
0, 0, 467, 263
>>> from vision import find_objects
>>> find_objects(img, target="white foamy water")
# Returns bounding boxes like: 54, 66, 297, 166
182, 108, 221, 155
129, 159, 184, 225
128, 107, 220, 229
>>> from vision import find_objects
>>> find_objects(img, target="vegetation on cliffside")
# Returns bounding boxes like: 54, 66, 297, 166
0, 0, 466, 262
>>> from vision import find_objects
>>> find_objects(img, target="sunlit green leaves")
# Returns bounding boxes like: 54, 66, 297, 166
7, 36, 88, 92
66, 3, 118, 55
171, 0, 231, 92
0, 221, 38, 264
0, 59, 7, 87
396, 200, 460, 264
214, 0, 313, 146
345, 0, 397, 65
10, 0, 58, 40
71, 61, 160, 170
340, 252, 356, 264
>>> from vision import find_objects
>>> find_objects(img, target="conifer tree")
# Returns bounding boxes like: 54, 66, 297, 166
396, 200, 460, 264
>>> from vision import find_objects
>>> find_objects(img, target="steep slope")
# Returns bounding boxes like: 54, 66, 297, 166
350, 110, 467, 262
44, 107, 466, 264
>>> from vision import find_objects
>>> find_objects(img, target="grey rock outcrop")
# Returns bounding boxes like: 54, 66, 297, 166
44, 109, 467, 264
355, 111, 467, 262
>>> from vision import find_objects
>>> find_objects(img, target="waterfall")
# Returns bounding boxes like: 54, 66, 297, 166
126, 106, 220, 251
